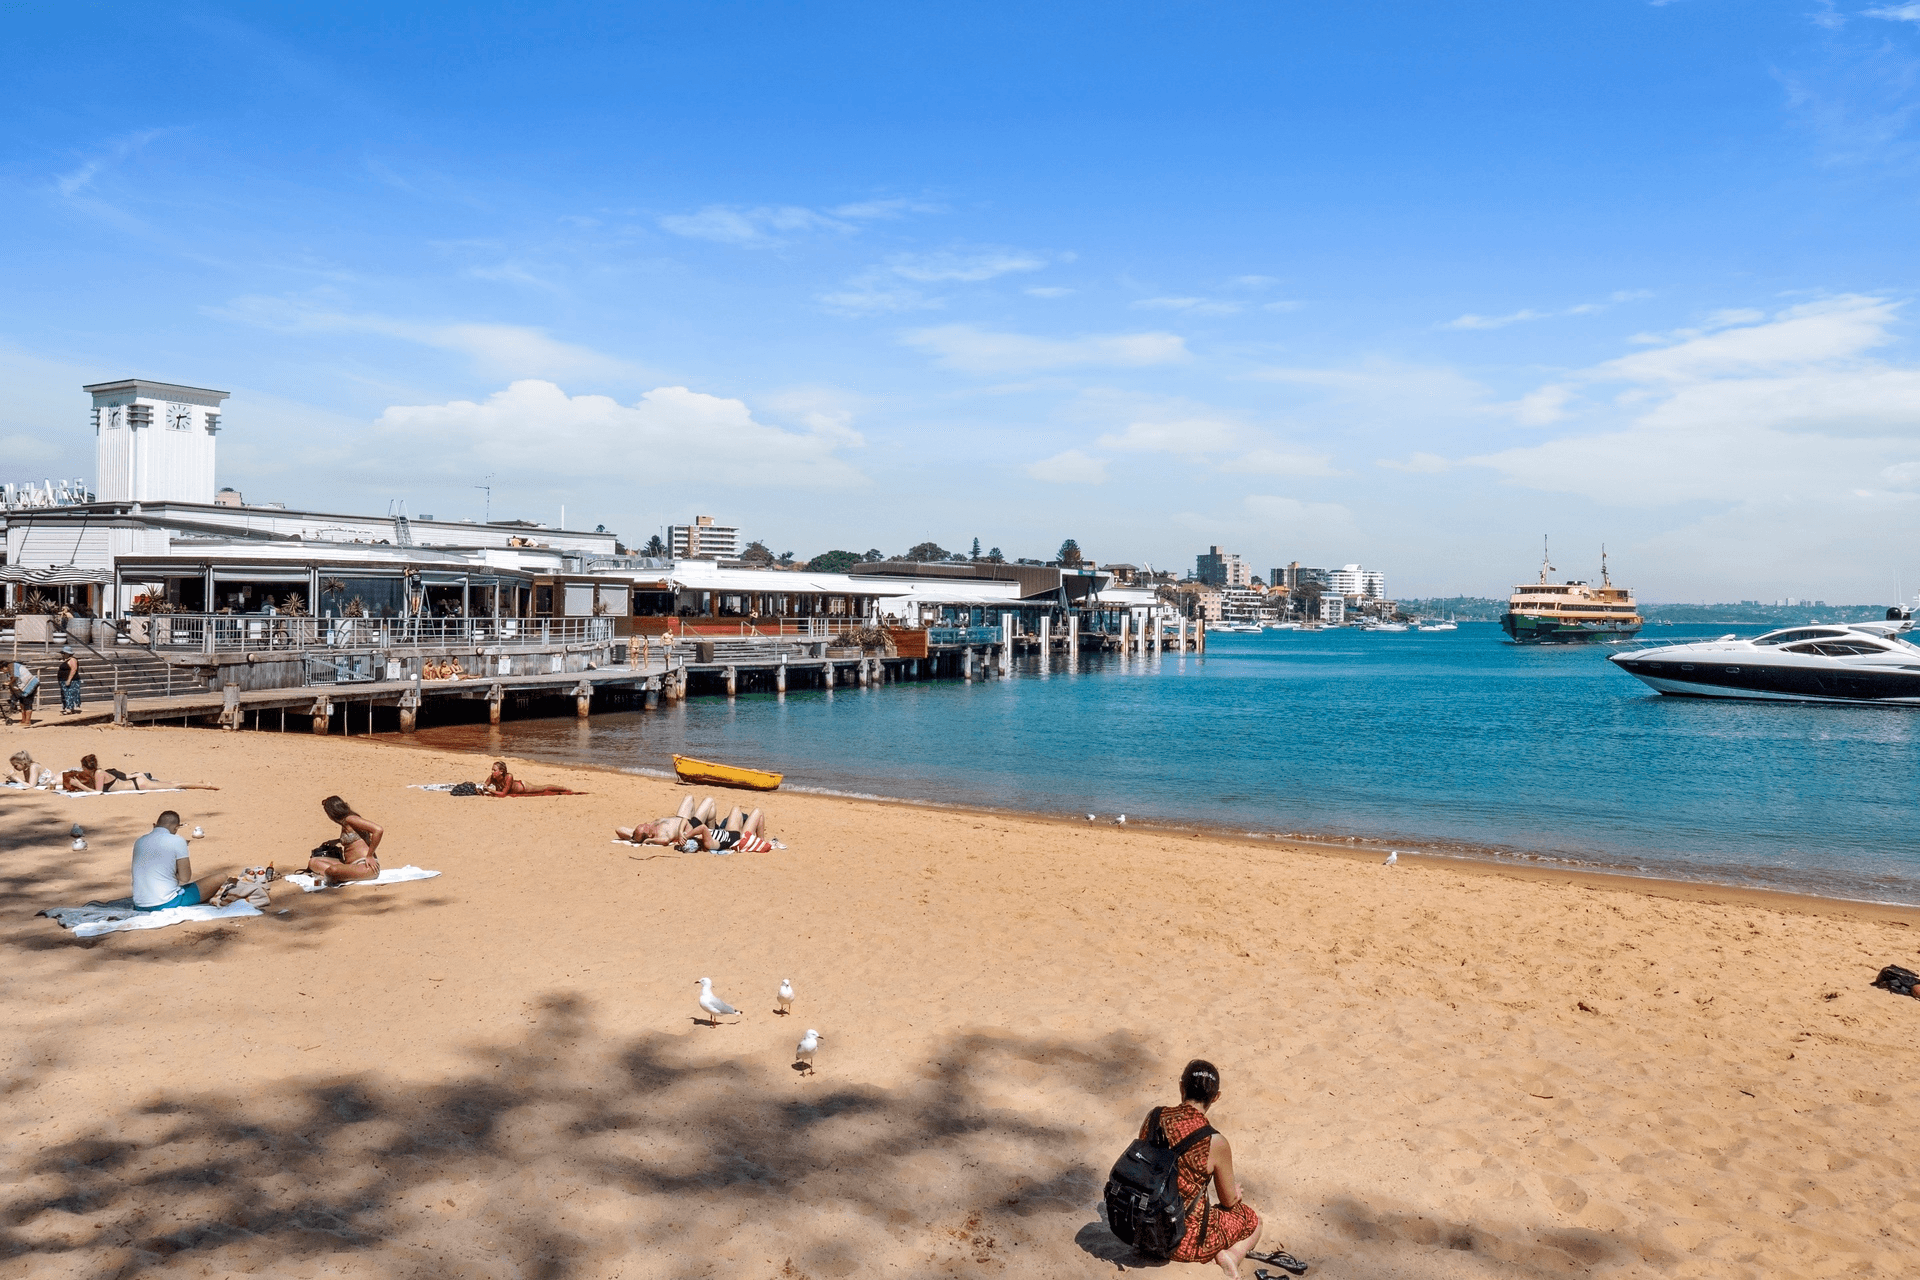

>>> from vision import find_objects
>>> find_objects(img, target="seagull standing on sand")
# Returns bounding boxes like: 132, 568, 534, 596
796, 1028, 822, 1073
1383, 851, 1398, 866
696, 977, 742, 1026
777, 978, 794, 1015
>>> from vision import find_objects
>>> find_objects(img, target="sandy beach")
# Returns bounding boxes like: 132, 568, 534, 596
2, 721, 1917, 1279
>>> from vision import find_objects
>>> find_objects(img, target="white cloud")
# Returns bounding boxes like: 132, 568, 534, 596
1025, 449, 1108, 484
216, 297, 640, 380
1376, 452, 1453, 474
1242, 494, 1358, 539
1233, 447, 1340, 477
1025, 286, 1074, 298
885, 249, 1047, 283
1098, 416, 1242, 454
1227, 275, 1282, 290
1131, 296, 1243, 315
1471, 294, 1920, 507
375, 380, 865, 489
817, 282, 940, 316
658, 198, 939, 247
1441, 289, 1652, 331
903, 325, 1189, 373
1865, 3, 1920, 21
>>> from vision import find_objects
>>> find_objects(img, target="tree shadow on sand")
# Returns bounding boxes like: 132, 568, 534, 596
0, 995, 1130, 1278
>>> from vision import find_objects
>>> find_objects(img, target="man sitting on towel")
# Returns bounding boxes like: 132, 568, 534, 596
132, 811, 225, 911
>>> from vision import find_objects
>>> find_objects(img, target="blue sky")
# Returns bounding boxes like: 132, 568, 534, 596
7, 1, 1920, 600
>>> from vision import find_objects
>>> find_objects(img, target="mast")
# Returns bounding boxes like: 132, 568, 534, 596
1601, 545, 1611, 588
1539, 535, 1554, 585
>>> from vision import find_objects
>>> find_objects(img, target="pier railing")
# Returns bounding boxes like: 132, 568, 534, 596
137, 614, 616, 654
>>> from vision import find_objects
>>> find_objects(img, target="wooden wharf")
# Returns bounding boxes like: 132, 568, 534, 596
13, 611, 1203, 734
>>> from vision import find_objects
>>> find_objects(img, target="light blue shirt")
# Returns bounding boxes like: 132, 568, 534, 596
8, 662, 37, 696
131, 827, 191, 907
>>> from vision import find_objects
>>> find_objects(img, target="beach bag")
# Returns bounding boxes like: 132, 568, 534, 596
209, 865, 276, 909
449, 781, 480, 796
1872, 964, 1919, 997
1103, 1106, 1216, 1258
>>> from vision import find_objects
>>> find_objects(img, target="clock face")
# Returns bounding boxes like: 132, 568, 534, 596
166, 403, 193, 431
105, 405, 123, 429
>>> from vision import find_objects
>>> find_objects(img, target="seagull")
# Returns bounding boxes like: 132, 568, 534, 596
1116, 814, 1127, 825
71, 838, 87, 851
70, 823, 84, 838
1383, 851, 1398, 866
777, 978, 794, 1015
1087, 814, 1097, 822
696, 977, 741, 1026
796, 1028, 822, 1073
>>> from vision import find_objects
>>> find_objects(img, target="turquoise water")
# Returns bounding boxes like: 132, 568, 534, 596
414, 623, 1920, 903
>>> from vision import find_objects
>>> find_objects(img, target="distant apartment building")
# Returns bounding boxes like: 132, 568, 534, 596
1321, 594, 1346, 625
1325, 564, 1384, 599
1196, 545, 1250, 588
1281, 563, 1331, 593
668, 515, 741, 560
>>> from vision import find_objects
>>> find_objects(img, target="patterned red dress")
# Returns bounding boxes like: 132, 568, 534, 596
1138, 1102, 1261, 1264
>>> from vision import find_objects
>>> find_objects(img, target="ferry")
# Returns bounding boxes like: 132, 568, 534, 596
1502, 542, 1642, 645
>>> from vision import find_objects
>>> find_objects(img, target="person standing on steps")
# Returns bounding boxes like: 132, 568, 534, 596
57, 646, 82, 715
7, 659, 40, 728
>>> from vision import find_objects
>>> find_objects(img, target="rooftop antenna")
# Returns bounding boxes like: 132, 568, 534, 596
474, 474, 494, 523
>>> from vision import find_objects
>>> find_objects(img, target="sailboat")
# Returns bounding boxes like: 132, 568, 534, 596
1418, 615, 1458, 631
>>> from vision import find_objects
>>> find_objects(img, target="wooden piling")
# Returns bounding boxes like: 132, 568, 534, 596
310, 695, 331, 735
220, 683, 241, 731
775, 661, 786, 693
574, 681, 593, 718
963, 647, 974, 681
645, 677, 660, 709
823, 661, 835, 689
488, 682, 505, 725
724, 666, 738, 698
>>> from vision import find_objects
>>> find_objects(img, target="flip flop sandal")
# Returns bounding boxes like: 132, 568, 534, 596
1251, 1252, 1310, 1276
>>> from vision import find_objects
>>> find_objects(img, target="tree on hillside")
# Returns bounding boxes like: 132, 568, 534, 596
806, 550, 862, 573
986, 546, 1004, 563
971, 537, 982, 559
863, 548, 885, 562
777, 550, 795, 566
643, 534, 666, 556
740, 540, 775, 566
903, 541, 950, 562
1057, 538, 1084, 566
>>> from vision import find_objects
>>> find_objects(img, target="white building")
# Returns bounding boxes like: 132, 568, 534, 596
87, 378, 228, 505
1321, 595, 1346, 625
1325, 563, 1384, 599
668, 515, 741, 559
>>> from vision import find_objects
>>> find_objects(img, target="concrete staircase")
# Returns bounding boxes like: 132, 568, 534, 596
7, 642, 211, 704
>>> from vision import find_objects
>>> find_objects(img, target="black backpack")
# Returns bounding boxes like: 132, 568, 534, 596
1104, 1106, 1216, 1257
1872, 964, 1918, 997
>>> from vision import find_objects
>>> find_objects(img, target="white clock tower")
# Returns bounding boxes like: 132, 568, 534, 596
85, 378, 229, 504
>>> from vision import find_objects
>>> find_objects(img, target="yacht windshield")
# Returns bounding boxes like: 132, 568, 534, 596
1753, 628, 1849, 646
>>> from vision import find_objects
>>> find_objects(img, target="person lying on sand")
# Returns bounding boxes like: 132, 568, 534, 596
481, 761, 580, 796
307, 794, 384, 883
131, 810, 228, 911
59, 754, 221, 793
7, 750, 56, 789
1132, 1059, 1297, 1280
617, 795, 738, 846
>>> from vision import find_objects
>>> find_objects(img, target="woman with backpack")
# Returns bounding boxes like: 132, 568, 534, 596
1130, 1060, 1272, 1277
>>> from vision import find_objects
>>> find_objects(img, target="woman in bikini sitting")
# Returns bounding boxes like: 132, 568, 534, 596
60, 754, 220, 793
308, 794, 384, 883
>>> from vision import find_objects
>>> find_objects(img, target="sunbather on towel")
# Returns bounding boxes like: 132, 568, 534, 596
681, 803, 774, 852
131, 810, 228, 910
8, 750, 56, 789
616, 795, 717, 845
307, 795, 384, 883
61, 754, 220, 793
482, 761, 579, 796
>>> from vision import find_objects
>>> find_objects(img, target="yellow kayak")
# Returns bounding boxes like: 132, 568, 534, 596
672, 754, 784, 791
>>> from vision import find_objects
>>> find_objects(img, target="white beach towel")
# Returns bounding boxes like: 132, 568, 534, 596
40, 898, 261, 938
284, 865, 441, 892
408, 783, 463, 791
48, 787, 185, 799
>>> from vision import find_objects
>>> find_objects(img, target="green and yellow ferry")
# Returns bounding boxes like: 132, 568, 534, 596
1502, 544, 1642, 645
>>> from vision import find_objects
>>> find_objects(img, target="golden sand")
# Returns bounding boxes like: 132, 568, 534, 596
2, 721, 1917, 1278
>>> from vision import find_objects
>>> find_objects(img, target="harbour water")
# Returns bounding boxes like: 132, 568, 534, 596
411, 623, 1920, 904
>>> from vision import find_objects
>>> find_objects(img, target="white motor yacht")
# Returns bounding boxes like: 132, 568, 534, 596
1608, 622, 1920, 704
1417, 617, 1458, 631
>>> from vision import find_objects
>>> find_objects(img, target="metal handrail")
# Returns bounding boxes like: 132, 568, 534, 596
136, 613, 617, 653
